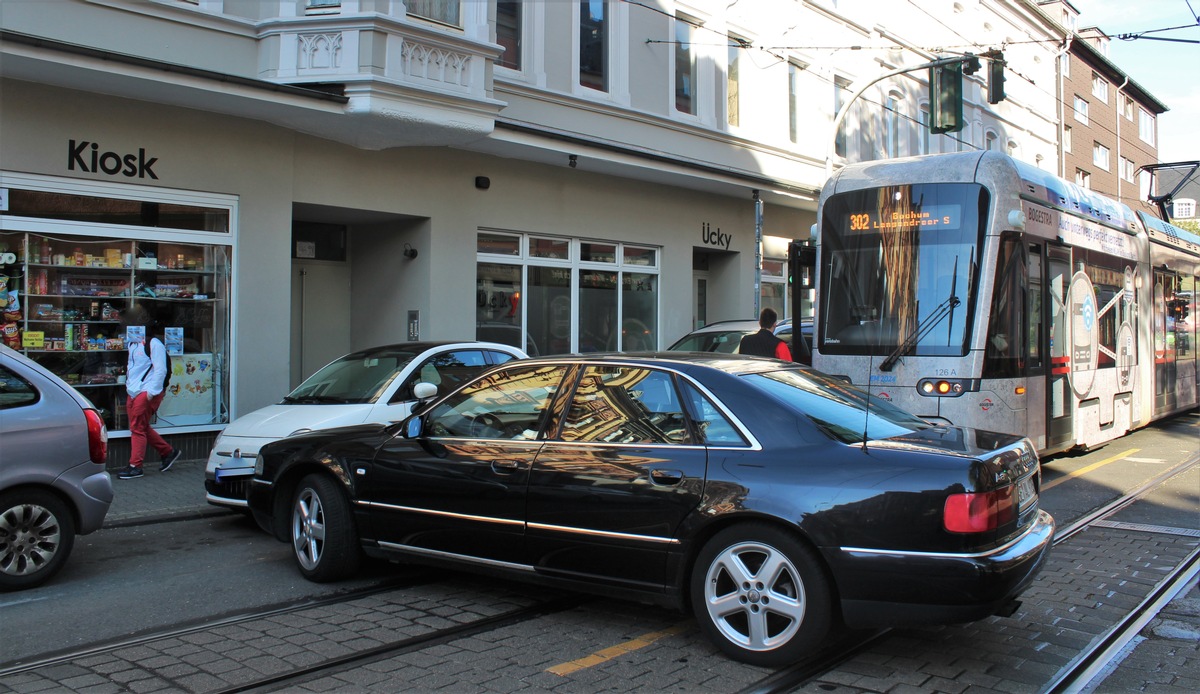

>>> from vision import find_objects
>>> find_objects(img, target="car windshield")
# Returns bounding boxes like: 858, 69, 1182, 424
669, 330, 754, 353
283, 350, 417, 405
747, 368, 931, 444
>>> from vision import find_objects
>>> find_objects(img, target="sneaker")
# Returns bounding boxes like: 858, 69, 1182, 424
160, 448, 182, 472
118, 465, 144, 479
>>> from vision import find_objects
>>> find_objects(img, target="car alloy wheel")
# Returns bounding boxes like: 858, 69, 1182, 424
0, 490, 76, 591
290, 474, 360, 582
691, 523, 832, 666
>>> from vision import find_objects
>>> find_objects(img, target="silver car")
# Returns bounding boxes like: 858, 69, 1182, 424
0, 344, 113, 591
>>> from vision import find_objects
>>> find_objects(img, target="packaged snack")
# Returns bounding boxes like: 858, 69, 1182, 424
1, 322, 20, 349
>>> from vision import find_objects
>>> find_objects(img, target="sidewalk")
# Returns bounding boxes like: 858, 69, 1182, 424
104, 457, 233, 527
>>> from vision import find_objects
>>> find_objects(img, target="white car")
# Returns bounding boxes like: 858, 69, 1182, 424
204, 341, 526, 510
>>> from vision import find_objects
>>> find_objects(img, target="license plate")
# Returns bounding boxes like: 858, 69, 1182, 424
1017, 475, 1037, 510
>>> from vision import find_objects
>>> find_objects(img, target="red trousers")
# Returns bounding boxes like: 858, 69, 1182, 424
127, 391, 171, 468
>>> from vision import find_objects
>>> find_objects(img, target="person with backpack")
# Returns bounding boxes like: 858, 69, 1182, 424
118, 306, 180, 479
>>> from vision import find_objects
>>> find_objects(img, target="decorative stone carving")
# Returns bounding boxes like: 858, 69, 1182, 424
401, 41, 470, 88
298, 33, 342, 71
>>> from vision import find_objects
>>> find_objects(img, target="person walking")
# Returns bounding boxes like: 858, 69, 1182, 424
118, 307, 180, 479
739, 307, 793, 361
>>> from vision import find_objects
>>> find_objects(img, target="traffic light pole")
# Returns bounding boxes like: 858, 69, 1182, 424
824, 55, 971, 179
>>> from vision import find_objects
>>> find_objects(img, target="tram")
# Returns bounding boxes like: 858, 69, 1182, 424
806, 150, 1198, 456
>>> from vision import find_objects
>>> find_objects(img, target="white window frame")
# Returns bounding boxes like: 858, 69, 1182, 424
1093, 142, 1110, 171
1123, 95, 1134, 120
572, 0, 630, 105
1091, 72, 1109, 103
1074, 96, 1089, 125
1075, 168, 1091, 189
1172, 199, 1196, 219
1063, 125, 1072, 153
1139, 107, 1156, 145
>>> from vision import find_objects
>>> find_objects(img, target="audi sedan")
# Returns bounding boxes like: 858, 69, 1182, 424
247, 353, 1053, 666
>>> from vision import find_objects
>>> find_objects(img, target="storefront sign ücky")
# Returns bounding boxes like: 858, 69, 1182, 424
68, 140, 159, 180
701, 222, 731, 249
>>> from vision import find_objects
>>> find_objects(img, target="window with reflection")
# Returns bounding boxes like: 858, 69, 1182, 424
407, 0, 460, 26
560, 366, 690, 444
580, 1, 608, 91
497, 1, 522, 70
680, 382, 746, 446
426, 364, 568, 439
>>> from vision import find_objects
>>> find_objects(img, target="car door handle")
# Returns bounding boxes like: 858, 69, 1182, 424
649, 469, 684, 486
492, 459, 522, 474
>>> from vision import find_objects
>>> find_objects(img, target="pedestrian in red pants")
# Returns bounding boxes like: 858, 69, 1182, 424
118, 307, 180, 479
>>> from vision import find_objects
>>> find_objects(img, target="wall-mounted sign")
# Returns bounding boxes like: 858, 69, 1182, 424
701, 222, 731, 250
68, 139, 159, 179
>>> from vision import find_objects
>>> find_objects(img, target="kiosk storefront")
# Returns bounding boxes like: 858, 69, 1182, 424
0, 172, 234, 450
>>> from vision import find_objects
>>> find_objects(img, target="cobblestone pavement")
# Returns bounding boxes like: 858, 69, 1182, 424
20, 456, 1186, 692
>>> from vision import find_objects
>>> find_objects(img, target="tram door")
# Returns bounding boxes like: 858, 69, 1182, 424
1046, 246, 1073, 450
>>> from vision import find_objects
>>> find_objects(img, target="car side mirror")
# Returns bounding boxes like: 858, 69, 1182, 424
413, 382, 437, 400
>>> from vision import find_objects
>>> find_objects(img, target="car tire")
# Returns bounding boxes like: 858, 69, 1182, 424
291, 474, 361, 582
0, 489, 76, 591
690, 523, 832, 667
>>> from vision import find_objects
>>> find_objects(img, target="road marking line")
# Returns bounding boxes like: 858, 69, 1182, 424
546, 623, 690, 676
1124, 457, 1166, 463
1042, 448, 1139, 491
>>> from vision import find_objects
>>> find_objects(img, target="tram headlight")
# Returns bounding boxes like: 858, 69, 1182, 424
917, 378, 970, 397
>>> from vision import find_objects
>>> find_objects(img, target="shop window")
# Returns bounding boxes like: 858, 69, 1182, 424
1, 231, 231, 433
530, 237, 570, 260
475, 233, 660, 356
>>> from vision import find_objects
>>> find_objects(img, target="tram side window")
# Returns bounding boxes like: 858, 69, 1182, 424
984, 235, 1027, 379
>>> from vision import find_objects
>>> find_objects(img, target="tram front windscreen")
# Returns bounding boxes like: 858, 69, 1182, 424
817, 183, 989, 358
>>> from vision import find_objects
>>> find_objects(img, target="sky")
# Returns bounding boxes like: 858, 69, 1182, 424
1073, 0, 1200, 162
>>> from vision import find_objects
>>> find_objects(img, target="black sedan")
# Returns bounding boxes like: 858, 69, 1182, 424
247, 353, 1053, 666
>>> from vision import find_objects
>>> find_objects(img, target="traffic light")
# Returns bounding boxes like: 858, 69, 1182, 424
962, 54, 981, 75
929, 61, 964, 134
788, 241, 816, 289
987, 52, 1006, 104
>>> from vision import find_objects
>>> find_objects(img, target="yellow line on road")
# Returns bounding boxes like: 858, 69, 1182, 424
1042, 448, 1139, 491
546, 623, 690, 676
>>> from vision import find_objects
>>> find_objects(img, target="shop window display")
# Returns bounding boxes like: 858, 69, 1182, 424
0, 231, 230, 432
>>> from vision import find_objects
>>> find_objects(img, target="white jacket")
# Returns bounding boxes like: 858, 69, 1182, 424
127, 337, 168, 398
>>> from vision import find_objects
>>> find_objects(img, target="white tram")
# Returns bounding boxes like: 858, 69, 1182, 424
810, 151, 1198, 456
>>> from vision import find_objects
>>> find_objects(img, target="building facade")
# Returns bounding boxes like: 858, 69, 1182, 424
0, 0, 1068, 462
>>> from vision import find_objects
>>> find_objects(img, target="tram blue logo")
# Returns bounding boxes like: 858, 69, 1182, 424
869, 374, 897, 384
1081, 295, 1096, 330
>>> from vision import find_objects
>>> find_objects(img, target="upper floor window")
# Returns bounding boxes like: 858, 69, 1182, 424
674, 15, 697, 115
1120, 157, 1137, 182
1076, 168, 1091, 189
918, 102, 930, 155
1091, 72, 1109, 103
496, 1, 522, 70
1064, 125, 1072, 153
833, 76, 851, 157
1123, 95, 1134, 120
580, 1, 609, 92
1074, 96, 1089, 125
408, 0, 460, 27
727, 36, 743, 127
306, 0, 340, 13
1139, 108, 1156, 145
984, 130, 998, 151
1061, 53, 1070, 79
1093, 142, 1110, 170
1172, 199, 1196, 219
884, 93, 901, 158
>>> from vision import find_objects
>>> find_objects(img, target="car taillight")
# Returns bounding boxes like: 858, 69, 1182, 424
85, 409, 108, 465
943, 485, 1015, 533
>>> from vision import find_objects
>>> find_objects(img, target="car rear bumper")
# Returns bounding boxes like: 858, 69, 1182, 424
831, 509, 1055, 628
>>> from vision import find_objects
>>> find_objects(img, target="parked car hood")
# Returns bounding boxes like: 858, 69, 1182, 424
219, 404, 377, 440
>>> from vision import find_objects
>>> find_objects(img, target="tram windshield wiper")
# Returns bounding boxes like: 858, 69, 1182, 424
878, 295, 961, 371
879, 257, 961, 372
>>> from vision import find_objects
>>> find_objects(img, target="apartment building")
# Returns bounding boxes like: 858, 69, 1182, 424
1041, 1, 1167, 215
0, 0, 1064, 457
